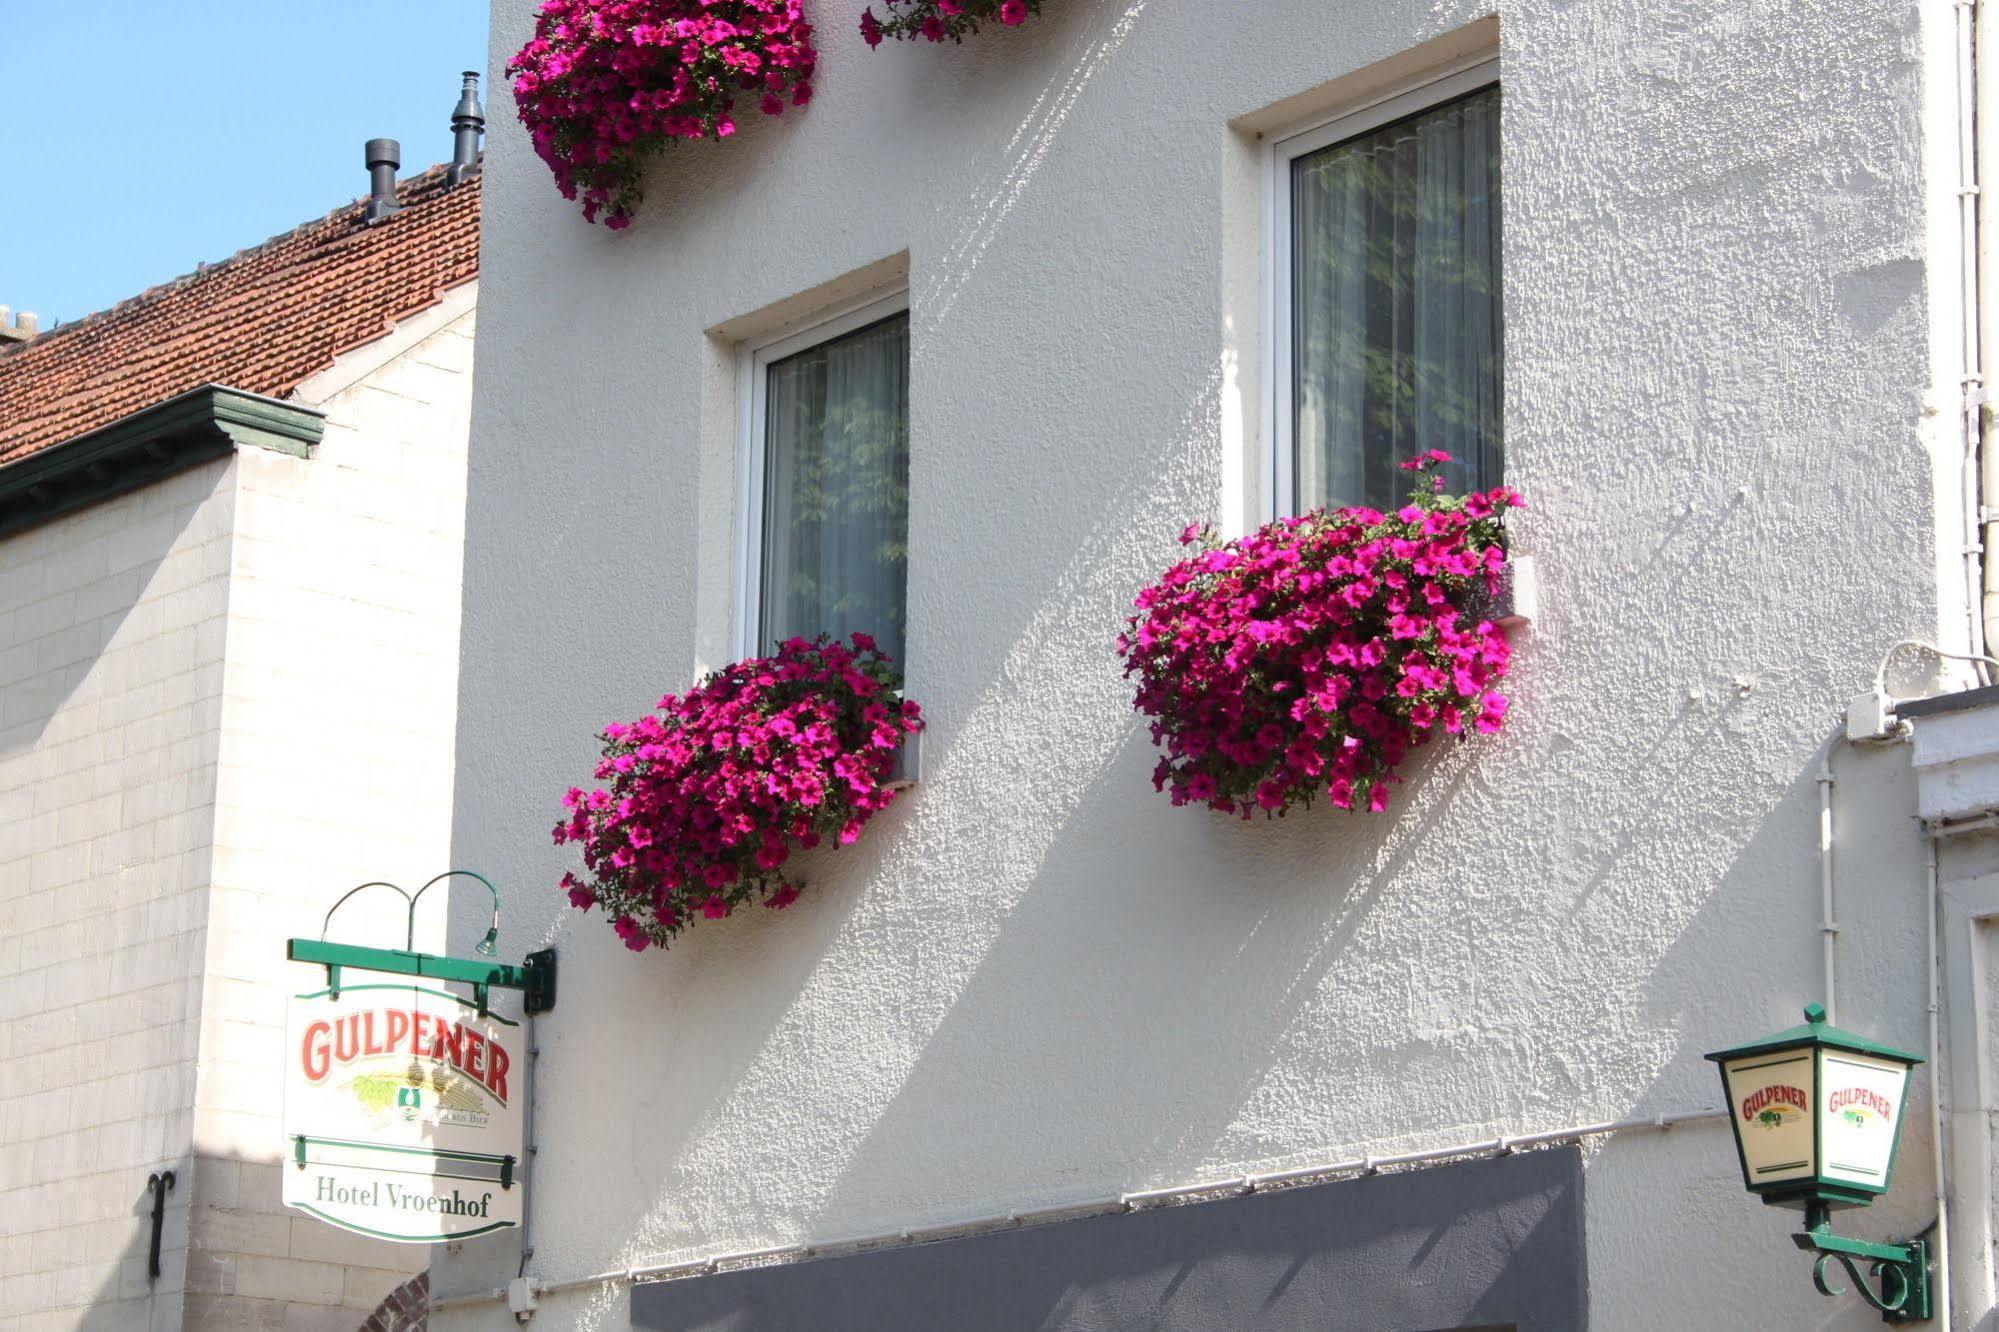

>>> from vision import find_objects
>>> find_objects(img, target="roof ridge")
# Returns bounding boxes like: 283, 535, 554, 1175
14, 162, 470, 354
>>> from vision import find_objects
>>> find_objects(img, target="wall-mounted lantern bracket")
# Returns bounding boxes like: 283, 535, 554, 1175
1792, 1203, 1932, 1322
285, 938, 557, 1016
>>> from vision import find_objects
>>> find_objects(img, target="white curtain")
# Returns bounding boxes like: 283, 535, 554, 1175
1293, 86, 1502, 512
761, 311, 911, 660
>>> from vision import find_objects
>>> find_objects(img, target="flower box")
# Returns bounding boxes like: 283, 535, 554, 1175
508, 0, 819, 229
1118, 451, 1524, 818
862, 0, 1041, 46
554, 634, 921, 951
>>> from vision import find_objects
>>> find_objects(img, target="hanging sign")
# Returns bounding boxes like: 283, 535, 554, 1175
282, 982, 524, 1242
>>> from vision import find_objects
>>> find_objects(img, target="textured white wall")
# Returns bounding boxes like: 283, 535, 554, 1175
0, 457, 236, 1332
443, 1, 1958, 1327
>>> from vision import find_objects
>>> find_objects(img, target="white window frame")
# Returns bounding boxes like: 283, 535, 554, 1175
733, 287, 911, 661
1262, 54, 1501, 521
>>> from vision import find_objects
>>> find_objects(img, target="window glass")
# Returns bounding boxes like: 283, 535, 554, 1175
760, 311, 910, 660
1292, 85, 1502, 512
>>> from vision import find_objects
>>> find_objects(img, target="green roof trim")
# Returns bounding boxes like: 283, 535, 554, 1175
0, 384, 324, 541
1704, 1003, 1924, 1066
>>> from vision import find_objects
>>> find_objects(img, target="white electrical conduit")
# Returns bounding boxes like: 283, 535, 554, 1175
516, 1011, 539, 1281
432, 1107, 1725, 1310
1956, 0, 1992, 676
1872, 641, 1999, 700
1820, 740, 1842, 1025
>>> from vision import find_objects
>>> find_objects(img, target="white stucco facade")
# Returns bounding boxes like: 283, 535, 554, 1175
441, 1, 1991, 1328
0, 291, 475, 1330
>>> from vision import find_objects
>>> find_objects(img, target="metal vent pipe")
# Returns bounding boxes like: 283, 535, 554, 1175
364, 138, 401, 224
447, 72, 485, 188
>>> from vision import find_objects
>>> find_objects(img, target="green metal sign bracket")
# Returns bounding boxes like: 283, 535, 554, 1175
285, 871, 556, 1016
1792, 1202, 1932, 1322
286, 938, 557, 1015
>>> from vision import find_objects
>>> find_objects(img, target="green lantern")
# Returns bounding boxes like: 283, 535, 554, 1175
1706, 1005, 1931, 1322
1707, 1002, 1920, 1209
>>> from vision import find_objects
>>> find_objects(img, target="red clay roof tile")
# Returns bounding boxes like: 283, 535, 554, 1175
0, 164, 479, 464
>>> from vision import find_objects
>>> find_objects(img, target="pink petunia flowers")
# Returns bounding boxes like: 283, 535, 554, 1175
507, 0, 817, 228
860, 0, 1042, 46
553, 634, 922, 951
1117, 452, 1523, 819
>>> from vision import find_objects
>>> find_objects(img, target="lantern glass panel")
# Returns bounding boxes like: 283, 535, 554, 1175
1720, 1048, 1816, 1189
1817, 1048, 1909, 1195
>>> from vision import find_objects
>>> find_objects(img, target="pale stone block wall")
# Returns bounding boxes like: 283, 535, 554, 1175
2, 297, 474, 1332
187, 303, 476, 1330
0, 456, 237, 1332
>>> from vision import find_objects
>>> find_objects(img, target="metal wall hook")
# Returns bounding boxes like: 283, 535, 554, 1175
146, 1171, 175, 1280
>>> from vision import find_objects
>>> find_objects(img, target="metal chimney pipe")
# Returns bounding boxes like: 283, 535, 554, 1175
364, 138, 401, 225
447, 72, 485, 188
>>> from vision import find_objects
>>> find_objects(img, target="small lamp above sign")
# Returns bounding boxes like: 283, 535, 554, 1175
1706, 1004, 1930, 1322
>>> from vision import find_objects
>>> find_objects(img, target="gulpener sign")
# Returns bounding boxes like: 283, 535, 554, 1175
281, 872, 553, 1245
282, 984, 525, 1241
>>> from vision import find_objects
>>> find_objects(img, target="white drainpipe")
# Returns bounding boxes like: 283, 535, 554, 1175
1819, 745, 1841, 1024
1964, 0, 1999, 665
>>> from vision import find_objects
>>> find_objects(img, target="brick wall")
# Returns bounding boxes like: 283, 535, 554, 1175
361, 1270, 428, 1332
0, 456, 238, 1332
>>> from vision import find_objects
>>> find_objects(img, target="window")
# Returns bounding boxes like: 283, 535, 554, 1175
739, 293, 910, 661
1271, 61, 1502, 516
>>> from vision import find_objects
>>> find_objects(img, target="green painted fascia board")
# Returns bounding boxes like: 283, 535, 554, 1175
0, 384, 325, 541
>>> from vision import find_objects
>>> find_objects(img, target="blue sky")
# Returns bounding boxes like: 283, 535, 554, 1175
0, 0, 490, 328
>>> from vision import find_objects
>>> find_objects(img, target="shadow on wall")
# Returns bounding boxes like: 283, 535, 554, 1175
501, 338, 1235, 1304
0, 474, 217, 753
461, 361, 1918, 1320
57, 1161, 189, 1332
461, 383, 1931, 1332
72, 1151, 432, 1332
567, 466, 1918, 1317
445, 0, 1946, 1320
1588, 730, 1940, 1329
2, 478, 213, 1332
